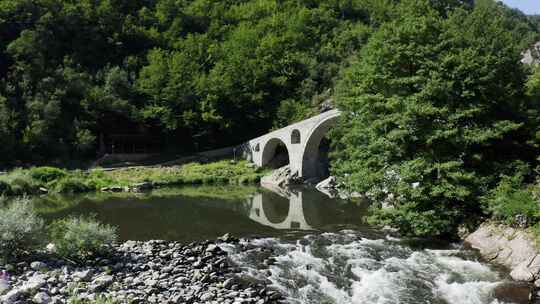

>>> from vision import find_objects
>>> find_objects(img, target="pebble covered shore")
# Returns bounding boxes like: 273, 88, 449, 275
0, 235, 284, 304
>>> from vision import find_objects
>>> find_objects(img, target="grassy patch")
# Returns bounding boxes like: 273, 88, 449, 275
483, 172, 540, 246
0, 160, 266, 197
105, 160, 267, 186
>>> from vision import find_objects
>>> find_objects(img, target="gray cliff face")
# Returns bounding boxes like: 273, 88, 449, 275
522, 41, 540, 65
465, 223, 540, 285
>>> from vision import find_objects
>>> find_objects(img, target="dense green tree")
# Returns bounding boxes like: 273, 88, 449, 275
525, 67, 540, 149
0, 94, 18, 166
331, 0, 539, 237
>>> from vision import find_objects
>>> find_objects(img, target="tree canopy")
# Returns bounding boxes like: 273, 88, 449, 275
331, 0, 540, 236
0, 0, 389, 166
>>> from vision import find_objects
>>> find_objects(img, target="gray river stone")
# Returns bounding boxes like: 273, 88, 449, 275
33, 291, 52, 304
1, 238, 283, 304
73, 269, 93, 281
20, 274, 47, 293
30, 262, 47, 272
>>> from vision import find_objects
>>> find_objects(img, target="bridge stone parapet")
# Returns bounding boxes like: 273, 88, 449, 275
241, 109, 340, 179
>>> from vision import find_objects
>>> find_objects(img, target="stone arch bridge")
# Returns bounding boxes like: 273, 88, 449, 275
242, 109, 340, 179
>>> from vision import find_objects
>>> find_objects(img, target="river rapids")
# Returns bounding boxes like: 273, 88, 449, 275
225, 231, 520, 304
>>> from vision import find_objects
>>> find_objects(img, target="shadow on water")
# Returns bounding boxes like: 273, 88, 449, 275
28, 185, 370, 242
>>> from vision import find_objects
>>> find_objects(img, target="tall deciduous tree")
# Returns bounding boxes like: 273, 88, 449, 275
331, 0, 537, 237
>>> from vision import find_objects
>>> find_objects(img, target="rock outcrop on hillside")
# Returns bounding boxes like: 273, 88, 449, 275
522, 41, 540, 65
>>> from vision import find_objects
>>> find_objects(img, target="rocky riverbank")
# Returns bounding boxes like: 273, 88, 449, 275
465, 222, 540, 299
0, 236, 283, 304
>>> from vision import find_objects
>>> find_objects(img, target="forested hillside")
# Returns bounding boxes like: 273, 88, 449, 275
0, 0, 390, 167
1, 0, 537, 169
0, 0, 513, 167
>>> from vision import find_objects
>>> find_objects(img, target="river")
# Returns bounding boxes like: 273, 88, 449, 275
29, 185, 523, 304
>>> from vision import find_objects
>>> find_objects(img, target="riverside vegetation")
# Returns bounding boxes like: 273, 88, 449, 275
0, 161, 266, 196
1, 0, 540, 300
0, 0, 538, 244
0, 197, 116, 263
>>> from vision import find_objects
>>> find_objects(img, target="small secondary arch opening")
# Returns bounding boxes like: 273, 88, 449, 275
261, 138, 290, 169
291, 129, 301, 144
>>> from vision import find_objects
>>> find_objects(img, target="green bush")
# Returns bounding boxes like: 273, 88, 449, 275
84, 170, 116, 190
0, 198, 45, 261
247, 174, 261, 183
29, 167, 67, 183
9, 176, 37, 195
0, 180, 11, 196
54, 177, 93, 194
49, 216, 117, 261
483, 172, 540, 226
367, 203, 460, 237
237, 174, 261, 184
532, 183, 540, 202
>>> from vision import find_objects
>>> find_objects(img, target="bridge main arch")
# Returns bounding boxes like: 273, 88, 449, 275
261, 137, 290, 168
300, 113, 340, 179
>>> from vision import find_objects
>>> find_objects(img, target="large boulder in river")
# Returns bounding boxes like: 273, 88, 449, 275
129, 182, 153, 192
316, 176, 337, 190
492, 282, 532, 304
260, 165, 301, 188
316, 176, 339, 198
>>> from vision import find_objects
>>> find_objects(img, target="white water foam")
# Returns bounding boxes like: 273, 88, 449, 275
435, 274, 501, 304
228, 232, 515, 304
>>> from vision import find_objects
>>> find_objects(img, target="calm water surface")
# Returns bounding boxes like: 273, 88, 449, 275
29, 185, 521, 304
32, 185, 367, 242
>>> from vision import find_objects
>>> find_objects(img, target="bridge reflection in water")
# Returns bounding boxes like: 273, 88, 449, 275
248, 186, 314, 230
245, 185, 370, 231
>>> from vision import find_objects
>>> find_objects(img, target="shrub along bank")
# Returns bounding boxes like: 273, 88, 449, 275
481, 168, 540, 245
0, 160, 266, 197
0, 197, 116, 263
